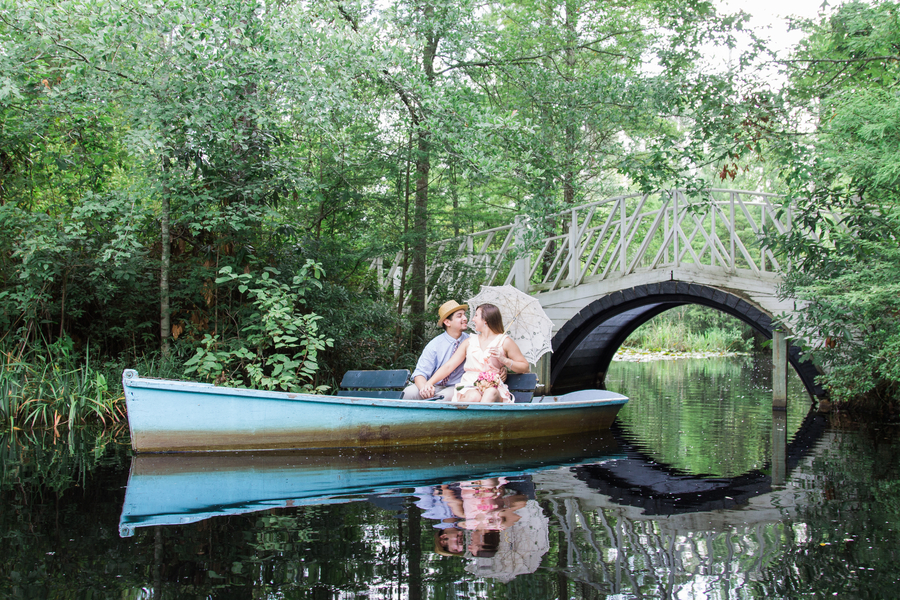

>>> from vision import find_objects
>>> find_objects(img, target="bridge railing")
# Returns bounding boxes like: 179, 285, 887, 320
373, 188, 789, 301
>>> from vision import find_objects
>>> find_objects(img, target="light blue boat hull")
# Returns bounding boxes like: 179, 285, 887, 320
122, 369, 628, 453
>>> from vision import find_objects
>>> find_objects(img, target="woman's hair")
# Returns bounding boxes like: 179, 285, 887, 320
469, 530, 500, 557
477, 304, 504, 335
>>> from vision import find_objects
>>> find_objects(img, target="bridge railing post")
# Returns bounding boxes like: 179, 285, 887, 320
569, 208, 580, 285
710, 200, 716, 268
374, 256, 384, 289
730, 191, 737, 273
514, 215, 530, 291
387, 251, 403, 297
673, 191, 680, 268
619, 197, 627, 272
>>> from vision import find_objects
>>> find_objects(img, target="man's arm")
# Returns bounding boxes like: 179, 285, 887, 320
411, 341, 440, 399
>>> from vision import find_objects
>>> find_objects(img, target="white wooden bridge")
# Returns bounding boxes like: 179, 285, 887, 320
372, 188, 821, 397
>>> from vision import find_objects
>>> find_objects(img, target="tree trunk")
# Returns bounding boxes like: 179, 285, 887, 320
408, 130, 430, 342
160, 188, 171, 357
563, 0, 578, 208
394, 136, 413, 360
407, 503, 423, 600
407, 19, 440, 343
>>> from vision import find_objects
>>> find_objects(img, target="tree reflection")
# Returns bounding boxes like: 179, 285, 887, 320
5, 422, 900, 598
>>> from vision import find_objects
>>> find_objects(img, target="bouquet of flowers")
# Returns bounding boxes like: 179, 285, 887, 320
475, 370, 503, 393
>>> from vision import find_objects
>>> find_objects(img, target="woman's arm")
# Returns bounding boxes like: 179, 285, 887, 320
425, 338, 470, 386
496, 337, 530, 373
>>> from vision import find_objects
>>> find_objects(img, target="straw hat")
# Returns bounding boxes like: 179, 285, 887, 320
438, 300, 468, 325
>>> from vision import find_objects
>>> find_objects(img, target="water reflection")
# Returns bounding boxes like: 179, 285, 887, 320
572, 410, 828, 515
117, 432, 621, 537
11, 357, 900, 598
115, 401, 831, 592
421, 478, 549, 581
607, 355, 812, 477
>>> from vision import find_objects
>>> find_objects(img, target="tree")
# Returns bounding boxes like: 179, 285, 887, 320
760, 0, 900, 407
1, 0, 345, 387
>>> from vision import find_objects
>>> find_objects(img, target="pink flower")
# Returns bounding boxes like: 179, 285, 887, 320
475, 371, 502, 392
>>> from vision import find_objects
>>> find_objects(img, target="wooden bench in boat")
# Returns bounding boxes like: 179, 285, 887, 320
506, 373, 539, 403
338, 369, 539, 403
338, 369, 410, 399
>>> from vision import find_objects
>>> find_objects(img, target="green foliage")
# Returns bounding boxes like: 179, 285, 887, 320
5, 0, 853, 423
778, 233, 900, 406
306, 284, 412, 382
183, 262, 334, 393
623, 306, 757, 353
751, 0, 900, 408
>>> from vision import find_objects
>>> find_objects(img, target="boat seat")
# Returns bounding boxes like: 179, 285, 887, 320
507, 373, 539, 403
338, 369, 411, 399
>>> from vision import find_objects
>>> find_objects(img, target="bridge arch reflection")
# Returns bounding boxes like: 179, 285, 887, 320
568, 410, 828, 516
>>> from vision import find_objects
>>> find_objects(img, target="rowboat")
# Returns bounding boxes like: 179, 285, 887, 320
118, 432, 622, 537
122, 369, 628, 453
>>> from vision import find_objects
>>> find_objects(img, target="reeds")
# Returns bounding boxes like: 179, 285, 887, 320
0, 338, 188, 432
0, 343, 126, 432
622, 319, 753, 353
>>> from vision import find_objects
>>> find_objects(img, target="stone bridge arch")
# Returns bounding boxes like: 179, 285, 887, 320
549, 281, 823, 397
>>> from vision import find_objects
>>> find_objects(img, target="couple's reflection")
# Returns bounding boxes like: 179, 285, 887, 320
415, 476, 549, 580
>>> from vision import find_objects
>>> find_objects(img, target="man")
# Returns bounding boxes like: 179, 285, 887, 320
402, 300, 470, 400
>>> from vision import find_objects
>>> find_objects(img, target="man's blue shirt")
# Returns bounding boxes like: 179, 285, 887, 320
412, 331, 469, 385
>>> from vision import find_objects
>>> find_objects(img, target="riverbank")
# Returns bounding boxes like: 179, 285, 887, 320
613, 347, 745, 362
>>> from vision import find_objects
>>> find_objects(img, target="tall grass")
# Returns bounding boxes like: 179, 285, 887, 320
0, 338, 182, 432
621, 308, 758, 354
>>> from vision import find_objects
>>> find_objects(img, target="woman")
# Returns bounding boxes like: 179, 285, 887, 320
425, 303, 530, 403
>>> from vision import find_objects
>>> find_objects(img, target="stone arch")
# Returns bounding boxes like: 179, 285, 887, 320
549, 281, 823, 397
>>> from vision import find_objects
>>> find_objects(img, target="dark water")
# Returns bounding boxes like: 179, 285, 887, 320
4, 356, 900, 599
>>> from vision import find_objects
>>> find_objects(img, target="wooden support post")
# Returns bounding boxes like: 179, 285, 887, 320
771, 410, 787, 486
533, 354, 551, 395
773, 329, 788, 410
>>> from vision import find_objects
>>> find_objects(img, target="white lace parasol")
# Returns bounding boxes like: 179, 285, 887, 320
466, 285, 553, 364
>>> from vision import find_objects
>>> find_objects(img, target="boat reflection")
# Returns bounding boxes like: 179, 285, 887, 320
118, 431, 622, 538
